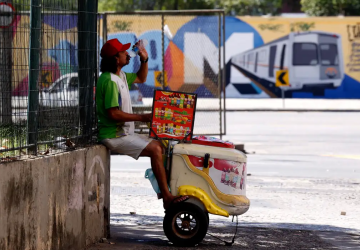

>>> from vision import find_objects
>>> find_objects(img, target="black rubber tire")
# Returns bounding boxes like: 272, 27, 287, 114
163, 202, 209, 247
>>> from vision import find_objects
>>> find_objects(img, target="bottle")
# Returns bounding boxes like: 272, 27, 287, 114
170, 109, 173, 121
164, 108, 168, 120
166, 108, 171, 120
161, 107, 165, 120
170, 94, 174, 106
179, 94, 185, 109
129, 39, 148, 57
169, 123, 173, 134
187, 96, 192, 109
172, 94, 176, 107
176, 94, 181, 107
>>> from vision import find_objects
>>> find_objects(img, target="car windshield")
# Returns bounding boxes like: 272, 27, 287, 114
319, 44, 338, 66
293, 43, 318, 66
69, 77, 79, 90
50, 78, 66, 92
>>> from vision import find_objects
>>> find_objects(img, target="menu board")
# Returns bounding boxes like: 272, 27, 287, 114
149, 90, 197, 141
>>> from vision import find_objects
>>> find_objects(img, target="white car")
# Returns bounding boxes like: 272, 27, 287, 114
40, 73, 143, 107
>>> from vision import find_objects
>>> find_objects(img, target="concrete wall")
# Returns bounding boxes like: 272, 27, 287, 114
0, 145, 110, 250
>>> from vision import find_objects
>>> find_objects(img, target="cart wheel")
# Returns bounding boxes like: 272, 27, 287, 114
163, 202, 208, 247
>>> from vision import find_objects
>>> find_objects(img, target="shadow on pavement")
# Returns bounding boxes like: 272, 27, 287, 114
86, 213, 360, 250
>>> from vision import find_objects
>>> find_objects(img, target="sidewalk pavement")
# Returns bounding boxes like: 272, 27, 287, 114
142, 98, 360, 111
86, 224, 360, 250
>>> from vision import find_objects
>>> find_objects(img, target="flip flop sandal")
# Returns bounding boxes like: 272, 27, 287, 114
165, 195, 190, 210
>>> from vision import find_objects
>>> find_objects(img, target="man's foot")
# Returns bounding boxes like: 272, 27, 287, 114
163, 195, 189, 210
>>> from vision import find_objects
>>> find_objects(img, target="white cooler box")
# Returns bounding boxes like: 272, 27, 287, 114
169, 138, 250, 216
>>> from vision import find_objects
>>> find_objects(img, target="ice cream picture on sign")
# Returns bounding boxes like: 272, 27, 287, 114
150, 90, 197, 141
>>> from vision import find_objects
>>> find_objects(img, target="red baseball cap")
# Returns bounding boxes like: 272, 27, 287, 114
100, 39, 131, 58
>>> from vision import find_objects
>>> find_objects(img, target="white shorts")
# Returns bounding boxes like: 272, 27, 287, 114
101, 134, 153, 160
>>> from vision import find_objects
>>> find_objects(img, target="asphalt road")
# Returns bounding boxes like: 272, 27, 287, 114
104, 111, 360, 250
112, 112, 360, 180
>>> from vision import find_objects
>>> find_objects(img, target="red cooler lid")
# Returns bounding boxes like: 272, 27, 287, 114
191, 136, 235, 149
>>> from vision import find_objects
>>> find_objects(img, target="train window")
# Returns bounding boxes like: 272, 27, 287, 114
293, 43, 318, 66
320, 44, 338, 66
269, 46, 277, 77
259, 51, 266, 62
50, 79, 66, 93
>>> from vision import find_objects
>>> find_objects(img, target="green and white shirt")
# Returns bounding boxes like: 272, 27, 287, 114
96, 71, 137, 141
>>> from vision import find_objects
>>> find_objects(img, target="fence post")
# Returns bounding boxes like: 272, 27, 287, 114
27, 0, 42, 154
78, 0, 88, 141
103, 13, 107, 43
222, 11, 226, 136
78, 0, 98, 141
0, 1, 13, 125
161, 13, 165, 90
218, 13, 222, 139
87, 0, 98, 139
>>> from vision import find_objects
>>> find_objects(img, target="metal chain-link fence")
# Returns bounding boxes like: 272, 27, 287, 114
0, 8, 225, 160
101, 10, 226, 136
0, 0, 98, 160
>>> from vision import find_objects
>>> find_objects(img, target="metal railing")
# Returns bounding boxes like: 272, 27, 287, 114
0, 0, 98, 160
0, 8, 226, 160
100, 10, 226, 137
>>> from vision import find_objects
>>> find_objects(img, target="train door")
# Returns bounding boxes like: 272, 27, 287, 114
268, 45, 277, 78
318, 34, 342, 83
280, 44, 286, 70
255, 52, 258, 73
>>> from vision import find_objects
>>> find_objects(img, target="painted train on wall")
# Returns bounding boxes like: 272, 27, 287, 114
231, 31, 345, 97
10, 15, 360, 99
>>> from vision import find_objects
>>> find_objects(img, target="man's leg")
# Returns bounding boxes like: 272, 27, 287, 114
140, 140, 188, 209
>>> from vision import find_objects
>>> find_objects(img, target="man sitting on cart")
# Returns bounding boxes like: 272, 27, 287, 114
96, 38, 188, 209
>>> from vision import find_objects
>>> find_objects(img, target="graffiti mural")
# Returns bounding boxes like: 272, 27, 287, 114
106, 16, 360, 98
11, 14, 77, 96
10, 15, 360, 99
